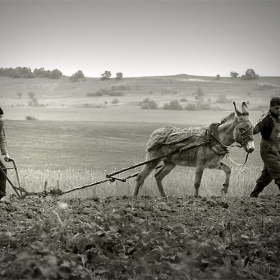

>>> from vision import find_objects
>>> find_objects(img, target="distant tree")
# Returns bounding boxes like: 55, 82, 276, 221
17, 92, 23, 98
116, 72, 123, 80
241, 69, 259, 80
195, 87, 205, 101
28, 92, 35, 99
34, 68, 46, 78
69, 70, 84, 82
101, 71, 111, 80
50, 69, 63, 79
230, 71, 239, 78
11, 69, 21, 78
70, 73, 79, 82
112, 98, 119, 105
216, 74, 220, 80
0, 66, 63, 79
76, 70, 85, 78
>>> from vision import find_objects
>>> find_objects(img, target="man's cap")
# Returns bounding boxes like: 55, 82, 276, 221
270, 97, 280, 107
0, 107, 3, 115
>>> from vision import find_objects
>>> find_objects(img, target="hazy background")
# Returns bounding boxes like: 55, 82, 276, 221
1, 0, 279, 78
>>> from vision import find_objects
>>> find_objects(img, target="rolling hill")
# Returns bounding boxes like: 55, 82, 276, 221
0, 74, 279, 122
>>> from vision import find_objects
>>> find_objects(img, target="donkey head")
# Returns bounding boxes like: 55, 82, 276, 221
233, 101, 255, 153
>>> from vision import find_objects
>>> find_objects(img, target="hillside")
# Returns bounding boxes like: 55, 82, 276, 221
1, 75, 279, 112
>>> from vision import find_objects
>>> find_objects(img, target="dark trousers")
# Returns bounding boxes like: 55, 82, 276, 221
250, 143, 280, 197
0, 159, 7, 197
256, 165, 280, 187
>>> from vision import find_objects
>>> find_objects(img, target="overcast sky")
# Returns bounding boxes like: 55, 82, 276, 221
0, 0, 279, 78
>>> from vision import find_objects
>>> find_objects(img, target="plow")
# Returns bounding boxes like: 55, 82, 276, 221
0, 156, 167, 199
0, 139, 210, 199
1, 148, 249, 200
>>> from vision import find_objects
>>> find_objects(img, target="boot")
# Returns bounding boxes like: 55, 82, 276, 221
0, 173, 6, 200
250, 184, 265, 198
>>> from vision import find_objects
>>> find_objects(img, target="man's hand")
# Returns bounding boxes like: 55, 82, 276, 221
4, 154, 11, 162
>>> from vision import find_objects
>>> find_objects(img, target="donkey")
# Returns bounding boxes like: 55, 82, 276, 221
133, 102, 255, 197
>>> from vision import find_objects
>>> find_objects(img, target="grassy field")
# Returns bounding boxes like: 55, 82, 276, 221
1, 75, 280, 113
4, 119, 279, 199
1, 74, 279, 198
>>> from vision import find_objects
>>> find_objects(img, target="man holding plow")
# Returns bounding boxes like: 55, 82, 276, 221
0, 107, 11, 201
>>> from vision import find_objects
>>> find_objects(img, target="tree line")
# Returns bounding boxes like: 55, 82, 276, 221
0, 67, 124, 81
1, 66, 258, 81
0, 67, 63, 79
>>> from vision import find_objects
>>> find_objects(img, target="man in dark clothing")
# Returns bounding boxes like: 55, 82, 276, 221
0, 107, 11, 200
250, 97, 280, 197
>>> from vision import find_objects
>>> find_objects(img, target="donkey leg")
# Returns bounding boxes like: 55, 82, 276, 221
133, 160, 160, 197
194, 167, 204, 197
219, 162, 231, 195
154, 161, 176, 197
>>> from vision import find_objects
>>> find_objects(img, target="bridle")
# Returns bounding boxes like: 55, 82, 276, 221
207, 122, 254, 166
237, 123, 254, 148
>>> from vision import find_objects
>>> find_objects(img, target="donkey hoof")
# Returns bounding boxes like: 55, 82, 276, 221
221, 189, 227, 196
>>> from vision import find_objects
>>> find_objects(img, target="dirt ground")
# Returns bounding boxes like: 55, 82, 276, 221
0, 194, 280, 279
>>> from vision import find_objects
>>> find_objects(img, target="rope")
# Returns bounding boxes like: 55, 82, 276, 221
226, 152, 250, 166
106, 140, 209, 178
207, 129, 250, 166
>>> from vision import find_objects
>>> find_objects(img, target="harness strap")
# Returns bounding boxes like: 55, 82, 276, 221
205, 124, 230, 155
206, 124, 250, 165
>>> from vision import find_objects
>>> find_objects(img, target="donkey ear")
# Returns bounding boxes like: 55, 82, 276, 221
242, 102, 249, 115
233, 101, 242, 116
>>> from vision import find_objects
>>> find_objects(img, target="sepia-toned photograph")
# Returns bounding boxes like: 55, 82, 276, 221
0, 0, 280, 279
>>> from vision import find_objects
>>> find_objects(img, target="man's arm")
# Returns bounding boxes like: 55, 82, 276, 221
253, 112, 269, 135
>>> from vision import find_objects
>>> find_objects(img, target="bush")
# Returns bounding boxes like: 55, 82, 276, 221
87, 90, 103, 97
28, 92, 35, 99
185, 103, 196, 111
195, 87, 205, 101
87, 88, 112, 97
163, 100, 182, 110
162, 87, 173, 94
26, 115, 38, 121
109, 91, 124, 96
258, 84, 276, 91
198, 102, 211, 110
141, 98, 158, 110
111, 84, 128, 91
216, 93, 231, 104
111, 98, 119, 105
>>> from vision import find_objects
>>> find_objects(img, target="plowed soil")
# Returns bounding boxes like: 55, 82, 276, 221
1, 194, 280, 279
